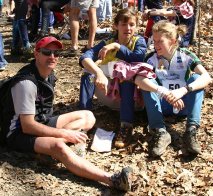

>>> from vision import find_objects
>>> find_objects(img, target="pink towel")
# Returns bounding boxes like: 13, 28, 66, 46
176, 2, 194, 19
107, 61, 156, 106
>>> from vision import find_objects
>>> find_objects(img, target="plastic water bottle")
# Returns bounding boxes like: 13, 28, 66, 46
74, 142, 86, 158
173, 107, 179, 114
74, 129, 87, 157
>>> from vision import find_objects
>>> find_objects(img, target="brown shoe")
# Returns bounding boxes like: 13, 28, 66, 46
60, 48, 80, 57
110, 166, 133, 191
114, 124, 133, 149
183, 125, 201, 154
151, 128, 171, 157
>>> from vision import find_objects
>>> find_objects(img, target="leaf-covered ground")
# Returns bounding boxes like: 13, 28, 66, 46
0, 6, 213, 196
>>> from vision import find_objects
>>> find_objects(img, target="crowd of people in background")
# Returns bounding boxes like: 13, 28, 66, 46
0, 0, 212, 192
0, 0, 196, 58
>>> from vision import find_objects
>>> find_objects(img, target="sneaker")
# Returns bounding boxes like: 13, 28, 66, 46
110, 167, 133, 191
11, 47, 23, 55
23, 47, 33, 56
151, 128, 171, 157
49, 27, 55, 35
183, 125, 201, 154
114, 124, 133, 149
81, 45, 91, 53
60, 48, 80, 57
0, 66, 6, 71
31, 33, 48, 43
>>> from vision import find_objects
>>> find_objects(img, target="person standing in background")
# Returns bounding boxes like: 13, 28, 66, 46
67, 0, 99, 57
0, 32, 8, 71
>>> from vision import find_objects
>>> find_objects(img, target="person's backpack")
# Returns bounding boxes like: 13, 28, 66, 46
0, 77, 13, 146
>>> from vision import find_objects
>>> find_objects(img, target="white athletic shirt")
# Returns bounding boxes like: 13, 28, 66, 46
146, 47, 201, 90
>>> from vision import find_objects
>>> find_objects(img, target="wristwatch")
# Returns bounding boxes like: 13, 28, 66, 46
185, 85, 193, 93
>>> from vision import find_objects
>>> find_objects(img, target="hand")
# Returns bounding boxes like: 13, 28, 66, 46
172, 99, 185, 111
95, 71, 109, 95
142, 10, 149, 20
164, 87, 187, 105
98, 43, 120, 60
63, 129, 88, 144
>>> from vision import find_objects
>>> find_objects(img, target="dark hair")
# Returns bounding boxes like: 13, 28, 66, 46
114, 8, 138, 26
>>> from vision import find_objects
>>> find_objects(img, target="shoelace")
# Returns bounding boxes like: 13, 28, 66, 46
153, 132, 167, 145
188, 131, 198, 142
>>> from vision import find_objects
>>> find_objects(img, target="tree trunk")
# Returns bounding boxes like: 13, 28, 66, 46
192, 0, 199, 42
197, 0, 201, 57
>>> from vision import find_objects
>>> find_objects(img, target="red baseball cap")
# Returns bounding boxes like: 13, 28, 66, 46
35, 36, 63, 51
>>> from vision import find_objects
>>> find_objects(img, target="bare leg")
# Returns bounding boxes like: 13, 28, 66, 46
56, 110, 96, 131
87, 7, 97, 49
34, 137, 113, 186
69, 7, 80, 50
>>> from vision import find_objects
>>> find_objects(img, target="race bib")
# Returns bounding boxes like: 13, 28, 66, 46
162, 79, 186, 90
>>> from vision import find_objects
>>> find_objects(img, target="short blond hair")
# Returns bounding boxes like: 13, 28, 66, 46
152, 20, 187, 40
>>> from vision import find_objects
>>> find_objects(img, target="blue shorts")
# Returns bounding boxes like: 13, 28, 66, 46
70, 0, 99, 10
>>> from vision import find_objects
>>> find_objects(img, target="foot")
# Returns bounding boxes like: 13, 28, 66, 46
23, 47, 33, 56
31, 33, 48, 43
60, 48, 80, 57
81, 45, 91, 53
151, 128, 171, 157
183, 125, 201, 154
11, 47, 23, 55
110, 167, 133, 191
48, 27, 55, 35
114, 124, 133, 149
0, 66, 6, 71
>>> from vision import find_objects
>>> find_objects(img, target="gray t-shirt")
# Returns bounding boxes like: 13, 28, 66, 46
7, 80, 37, 137
11, 80, 37, 115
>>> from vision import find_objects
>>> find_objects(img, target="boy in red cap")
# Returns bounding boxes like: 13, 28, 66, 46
0, 36, 133, 192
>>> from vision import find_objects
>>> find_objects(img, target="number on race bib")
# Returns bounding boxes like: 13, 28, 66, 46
162, 80, 186, 90
169, 83, 180, 90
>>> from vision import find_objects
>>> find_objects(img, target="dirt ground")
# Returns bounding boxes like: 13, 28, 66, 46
0, 7, 213, 196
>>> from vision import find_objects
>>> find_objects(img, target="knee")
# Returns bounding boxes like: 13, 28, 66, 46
81, 110, 96, 130
51, 139, 68, 157
70, 8, 80, 19
187, 74, 200, 84
81, 73, 92, 84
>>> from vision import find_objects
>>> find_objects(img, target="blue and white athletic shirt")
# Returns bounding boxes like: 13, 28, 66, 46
146, 47, 201, 90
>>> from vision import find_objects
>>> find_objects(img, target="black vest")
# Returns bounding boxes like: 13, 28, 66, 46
1, 60, 56, 138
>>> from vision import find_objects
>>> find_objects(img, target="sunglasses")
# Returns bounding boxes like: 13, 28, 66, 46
39, 48, 61, 57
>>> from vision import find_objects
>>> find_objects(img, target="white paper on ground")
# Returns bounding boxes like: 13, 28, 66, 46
91, 128, 115, 152
96, 27, 111, 34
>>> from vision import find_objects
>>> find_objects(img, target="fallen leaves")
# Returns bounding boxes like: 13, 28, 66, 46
0, 4, 213, 196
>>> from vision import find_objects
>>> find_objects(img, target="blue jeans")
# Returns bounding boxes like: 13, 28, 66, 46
142, 74, 204, 129
38, 9, 55, 29
138, 0, 144, 11
79, 73, 135, 123
0, 33, 8, 68
180, 16, 195, 47
97, 0, 112, 22
12, 19, 31, 49
40, 0, 69, 35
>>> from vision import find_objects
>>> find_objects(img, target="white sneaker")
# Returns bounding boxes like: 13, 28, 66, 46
49, 27, 55, 34
0, 66, 6, 71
